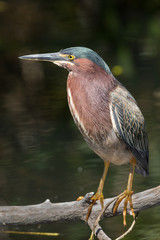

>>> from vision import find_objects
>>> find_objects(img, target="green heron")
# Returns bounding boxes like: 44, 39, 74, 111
19, 47, 149, 226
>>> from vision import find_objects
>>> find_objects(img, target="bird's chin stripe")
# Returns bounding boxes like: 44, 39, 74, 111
53, 61, 74, 68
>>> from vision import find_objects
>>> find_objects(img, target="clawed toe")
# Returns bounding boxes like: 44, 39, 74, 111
86, 192, 104, 221
113, 190, 135, 226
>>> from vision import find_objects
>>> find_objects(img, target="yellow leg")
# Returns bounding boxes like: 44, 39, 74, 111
86, 161, 110, 221
113, 157, 136, 226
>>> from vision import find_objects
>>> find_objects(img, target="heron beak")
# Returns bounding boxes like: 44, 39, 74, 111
19, 52, 75, 70
19, 52, 64, 63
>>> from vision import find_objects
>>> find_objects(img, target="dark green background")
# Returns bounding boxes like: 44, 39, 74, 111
0, 0, 160, 239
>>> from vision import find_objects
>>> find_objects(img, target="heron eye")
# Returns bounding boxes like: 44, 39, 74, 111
68, 55, 75, 61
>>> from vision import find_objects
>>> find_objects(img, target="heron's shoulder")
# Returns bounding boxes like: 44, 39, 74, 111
110, 84, 137, 104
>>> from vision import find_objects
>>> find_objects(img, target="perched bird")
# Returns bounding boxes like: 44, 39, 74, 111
19, 47, 149, 226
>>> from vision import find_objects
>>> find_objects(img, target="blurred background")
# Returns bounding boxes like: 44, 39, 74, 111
0, 0, 160, 239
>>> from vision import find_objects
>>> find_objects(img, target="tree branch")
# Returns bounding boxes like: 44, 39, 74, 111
0, 186, 159, 239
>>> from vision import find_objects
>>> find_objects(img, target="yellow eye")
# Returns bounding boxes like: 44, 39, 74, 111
68, 55, 75, 61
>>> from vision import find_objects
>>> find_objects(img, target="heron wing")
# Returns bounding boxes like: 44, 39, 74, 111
110, 86, 149, 176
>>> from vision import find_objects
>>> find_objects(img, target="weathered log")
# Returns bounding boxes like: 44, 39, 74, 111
0, 185, 159, 240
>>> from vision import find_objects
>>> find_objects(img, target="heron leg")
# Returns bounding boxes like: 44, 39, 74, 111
113, 157, 136, 226
86, 161, 110, 221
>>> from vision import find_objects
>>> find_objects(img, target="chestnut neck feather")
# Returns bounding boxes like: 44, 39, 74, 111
67, 58, 118, 142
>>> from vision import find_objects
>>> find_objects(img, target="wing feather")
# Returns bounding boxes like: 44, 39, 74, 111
110, 86, 149, 176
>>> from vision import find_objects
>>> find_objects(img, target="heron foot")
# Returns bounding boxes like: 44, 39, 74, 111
86, 191, 104, 221
113, 190, 135, 226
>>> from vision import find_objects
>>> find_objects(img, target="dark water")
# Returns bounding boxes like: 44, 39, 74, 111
0, 1, 160, 239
